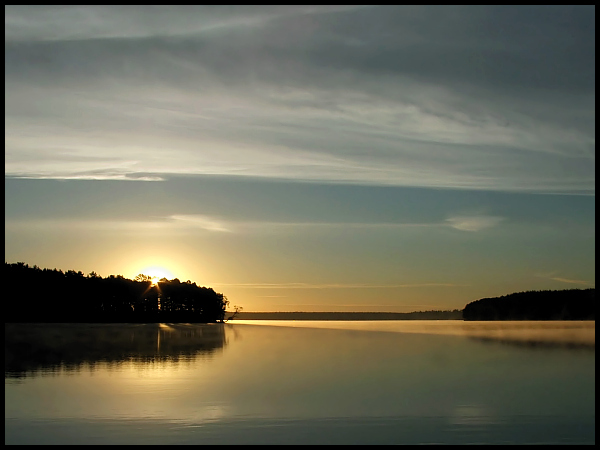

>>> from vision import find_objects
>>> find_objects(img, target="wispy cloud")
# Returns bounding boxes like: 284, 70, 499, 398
445, 215, 504, 232
210, 282, 467, 289
5, 6, 367, 43
549, 277, 592, 285
7, 213, 507, 234
535, 272, 593, 286
4, 6, 595, 194
168, 216, 442, 231
7, 172, 165, 182
263, 303, 452, 310
168, 215, 232, 232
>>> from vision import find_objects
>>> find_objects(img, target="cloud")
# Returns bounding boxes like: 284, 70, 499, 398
445, 215, 504, 232
549, 277, 592, 285
4, 6, 367, 42
5, 216, 232, 233
534, 272, 593, 286
4, 6, 595, 194
210, 282, 466, 289
161, 215, 444, 233
6, 212, 507, 235
168, 214, 232, 232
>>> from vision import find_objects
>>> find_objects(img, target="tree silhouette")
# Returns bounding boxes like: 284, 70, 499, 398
135, 274, 152, 282
5, 262, 230, 323
463, 289, 595, 320
226, 305, 243, 321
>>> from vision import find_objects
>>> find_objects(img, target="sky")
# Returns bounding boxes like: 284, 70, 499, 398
5, 5, 595, 312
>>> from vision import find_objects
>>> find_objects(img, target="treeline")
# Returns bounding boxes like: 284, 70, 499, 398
463, 289, 595, 321
228, 310, 463, 321
5, 262, 228, 323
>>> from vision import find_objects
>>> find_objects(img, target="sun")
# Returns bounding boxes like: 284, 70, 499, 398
139, 266, 175, 285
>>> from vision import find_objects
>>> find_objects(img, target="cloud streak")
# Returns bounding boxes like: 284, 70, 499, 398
210, 282, 467, 289
445, 215, 505, 232
535, 272, 594, 286
168, 214, 233, 232
549, 277, 593, 286
5, 6, 595, 194
5, 213, 510, 234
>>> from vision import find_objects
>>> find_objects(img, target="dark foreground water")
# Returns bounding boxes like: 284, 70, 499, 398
5, 321, 595, 445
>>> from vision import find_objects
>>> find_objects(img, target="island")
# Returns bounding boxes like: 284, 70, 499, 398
462, 288, 595, 321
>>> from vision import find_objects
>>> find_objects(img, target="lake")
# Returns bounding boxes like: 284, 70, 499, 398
5, 321, 595, 445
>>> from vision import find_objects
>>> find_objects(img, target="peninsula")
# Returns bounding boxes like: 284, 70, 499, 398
5, 262, 228, 323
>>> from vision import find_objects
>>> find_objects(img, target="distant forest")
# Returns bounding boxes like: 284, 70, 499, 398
463, 289, 595, 321
5, 262, 228, 323
229, 310, 463, 321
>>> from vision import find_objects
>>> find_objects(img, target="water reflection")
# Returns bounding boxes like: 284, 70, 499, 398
5, 321, 595, 444
467, 335, 594, 350
5, 323, 227, 379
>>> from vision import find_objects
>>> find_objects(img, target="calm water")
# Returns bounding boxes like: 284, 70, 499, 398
5, 321, 595, 445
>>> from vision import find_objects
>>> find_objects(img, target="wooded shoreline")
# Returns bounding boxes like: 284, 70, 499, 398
226, 311, 463, 320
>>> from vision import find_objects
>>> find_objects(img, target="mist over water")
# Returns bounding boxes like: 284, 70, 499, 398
5, 321, 595, 444
231, 320, 596, 348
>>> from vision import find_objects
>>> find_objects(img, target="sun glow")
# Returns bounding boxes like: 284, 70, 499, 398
139, 266, 175, 284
